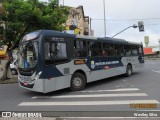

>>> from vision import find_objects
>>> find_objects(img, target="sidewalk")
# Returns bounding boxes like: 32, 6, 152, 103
0, 59, 18, 84
145, 57, 160, 61
0, 75, 18, 84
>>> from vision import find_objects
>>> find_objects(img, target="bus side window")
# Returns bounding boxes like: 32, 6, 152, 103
44, 42, 50, 59
44, 38, 68, 65
57, 43, 67, 58
74, 40, 88, 57
82, 41, 88, 57
102, 50, 107, 56
103, 42, 115, 57
138, 45, 143, 55
74, 40, 81, 57
51, 43, 58, 58
115, 44, 124, 56
125, 45, 131, 56
132, 45, 139, 55
91, 42, 102, 57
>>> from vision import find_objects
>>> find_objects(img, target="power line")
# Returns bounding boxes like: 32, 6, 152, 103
91, 18, 160, 26
91, 18, 160, 21
108, 18, 160, 21
146, 23, 160, 26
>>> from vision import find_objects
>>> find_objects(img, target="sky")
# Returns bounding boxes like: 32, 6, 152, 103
43, 0, 160, 47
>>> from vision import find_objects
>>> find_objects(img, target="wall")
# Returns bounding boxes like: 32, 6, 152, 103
143, 47, 152, 55
65, 6, 89, 35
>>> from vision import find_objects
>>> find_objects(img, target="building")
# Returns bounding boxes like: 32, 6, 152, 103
0, 45, 7, 58
143, 46, 160, 57
143, 47, 152, 55
0, 4, 6, 58
65, 6, 90, 35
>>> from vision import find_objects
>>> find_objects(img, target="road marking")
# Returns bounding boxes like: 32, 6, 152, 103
32, 93, 147, 99
116, 85, 124, 88
122, 80, 127, 81
18, 100, 159, 106
152, 70, 160, 73
79, 88, 140, 93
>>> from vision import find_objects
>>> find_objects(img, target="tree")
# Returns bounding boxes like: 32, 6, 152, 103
0, 0, 70, 80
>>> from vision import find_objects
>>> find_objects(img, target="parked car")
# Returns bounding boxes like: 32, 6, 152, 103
10, 59, 18, 75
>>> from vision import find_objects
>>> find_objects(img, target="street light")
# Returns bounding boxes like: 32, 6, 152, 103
112, 24, 138, 38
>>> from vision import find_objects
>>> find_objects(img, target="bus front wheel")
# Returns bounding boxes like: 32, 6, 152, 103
70, 73, 86, 91
126, 65, 132, 77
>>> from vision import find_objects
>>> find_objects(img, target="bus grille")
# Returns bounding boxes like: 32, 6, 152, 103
19, 70, 33, 76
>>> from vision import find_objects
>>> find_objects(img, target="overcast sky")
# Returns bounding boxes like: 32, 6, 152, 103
43, 0, 160, 46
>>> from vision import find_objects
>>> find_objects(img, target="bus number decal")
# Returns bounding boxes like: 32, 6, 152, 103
74, 59, 85, 65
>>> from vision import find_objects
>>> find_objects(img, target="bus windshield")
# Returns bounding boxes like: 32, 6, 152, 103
18, 41, 38, 69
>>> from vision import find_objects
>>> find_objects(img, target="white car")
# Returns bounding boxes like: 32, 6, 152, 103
10, 59, 18, 75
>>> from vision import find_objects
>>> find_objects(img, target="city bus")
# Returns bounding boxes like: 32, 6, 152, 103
18, 30, 144, 93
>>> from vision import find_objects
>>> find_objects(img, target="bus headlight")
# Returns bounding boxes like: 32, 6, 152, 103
35, 71, 42, 80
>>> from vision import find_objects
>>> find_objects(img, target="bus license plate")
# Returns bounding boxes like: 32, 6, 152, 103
23, 82, 28, 86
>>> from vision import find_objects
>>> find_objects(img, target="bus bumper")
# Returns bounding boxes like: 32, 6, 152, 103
18, 75, 44, 93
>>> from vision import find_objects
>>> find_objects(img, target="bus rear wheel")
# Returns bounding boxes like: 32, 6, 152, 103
126, 65, 132, 77
70, 73, 86, 91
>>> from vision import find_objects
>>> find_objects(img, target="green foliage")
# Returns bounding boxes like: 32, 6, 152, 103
0, 0, 70, 49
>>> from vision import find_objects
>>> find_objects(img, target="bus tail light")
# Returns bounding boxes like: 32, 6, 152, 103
35, 71, 42, 80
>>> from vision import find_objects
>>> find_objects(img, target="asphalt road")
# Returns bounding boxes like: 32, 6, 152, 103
0, 60, 160, 119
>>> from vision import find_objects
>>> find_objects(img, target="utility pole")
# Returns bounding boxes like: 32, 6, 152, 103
57, 0, 64, 6
103, 0, 106, 37
90, 18, 92, 29
63, 0, 64, 6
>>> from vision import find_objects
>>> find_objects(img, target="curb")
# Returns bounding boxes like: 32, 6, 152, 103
144, 58, 160, 60
0, 117, 57, 120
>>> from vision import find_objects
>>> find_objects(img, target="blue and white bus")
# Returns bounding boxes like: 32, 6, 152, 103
18, 30, 144, 93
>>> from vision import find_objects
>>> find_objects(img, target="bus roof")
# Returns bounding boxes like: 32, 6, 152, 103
22, 30, 142, 45
76, 35, 97, 40
76, 35, 141, 45
41, 30, 76, 38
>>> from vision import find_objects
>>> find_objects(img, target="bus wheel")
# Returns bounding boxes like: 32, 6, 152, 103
70, 73, 86, 91
126, 65, 132, 77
